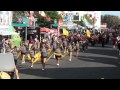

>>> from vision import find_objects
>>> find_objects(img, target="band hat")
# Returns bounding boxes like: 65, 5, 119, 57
0, 72, 11, 79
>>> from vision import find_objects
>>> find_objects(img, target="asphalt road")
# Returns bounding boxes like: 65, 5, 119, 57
17, 44, 120, 79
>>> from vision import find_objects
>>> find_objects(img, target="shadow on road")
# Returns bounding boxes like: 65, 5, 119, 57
84, 47, 118, 57
18, 44, 120, 79
77, 55, 120, 67
19, 66, 120, 79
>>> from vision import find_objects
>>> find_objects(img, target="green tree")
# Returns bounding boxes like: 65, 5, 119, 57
12, 11, 26, 22
12, 11, 61, 28
36, 11, 61, 27
101, 15, 120, 29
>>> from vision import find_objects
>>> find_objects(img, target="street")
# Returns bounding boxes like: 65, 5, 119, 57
17, 44, 120, 79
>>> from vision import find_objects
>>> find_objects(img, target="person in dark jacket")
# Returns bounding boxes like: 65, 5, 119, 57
101, 34, 106, 47
55, 44, 62, 66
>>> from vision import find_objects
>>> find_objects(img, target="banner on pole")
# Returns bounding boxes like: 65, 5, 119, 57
0, 11, 13, 27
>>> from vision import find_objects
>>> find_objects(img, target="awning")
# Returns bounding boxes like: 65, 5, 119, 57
51, 24, 58, 27
40, 27, 50, 32
0, 26, 19, 36
12, 23, 28, 27
0, 29, 19, 36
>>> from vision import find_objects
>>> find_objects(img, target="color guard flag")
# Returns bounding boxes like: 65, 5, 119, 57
63, 28, 69, 36
86, 29, 91, 38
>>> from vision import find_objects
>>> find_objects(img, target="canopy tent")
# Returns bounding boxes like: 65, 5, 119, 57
0, 25, 21, 48
51, 24, 58, 27
12, 18, 29, 27
0, 30, 18, 36
40, 27, 50, 32
0, 26, 19, 36
12, 23, 28, 27
59, 21, 78, 30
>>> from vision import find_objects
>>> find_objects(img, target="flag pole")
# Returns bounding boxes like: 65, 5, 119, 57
25, 27, 27, 41
57, 18, 61, 37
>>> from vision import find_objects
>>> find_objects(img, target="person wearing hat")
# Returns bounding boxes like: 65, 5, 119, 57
75, 41, 80, 56
40, 44, 48, 70
55, 43, 62, 66
63, 38, 67, 53
20, 43, 27, 64
0, 71, 11, 79
52, 41, 57, 58
0, 66, 19, 79
12, 46, 18, 65
29, 36, 35, 50
29, 48, 35, 67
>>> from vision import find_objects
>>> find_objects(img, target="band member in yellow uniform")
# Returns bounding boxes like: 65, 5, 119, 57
40, 44, 48, 70
52, 41, 57, 58
29, 48, 35, 67
63, 38, 67, 53
55, 44, 62, 66
21, 43, 27, 64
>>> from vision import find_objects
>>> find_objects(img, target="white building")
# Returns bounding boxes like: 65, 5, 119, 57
58, 11, 101, 29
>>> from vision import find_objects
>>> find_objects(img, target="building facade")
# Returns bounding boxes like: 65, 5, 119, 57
58, 11, 101, 29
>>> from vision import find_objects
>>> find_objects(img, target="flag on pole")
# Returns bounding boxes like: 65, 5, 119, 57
86, 29, 91, 38
63, 28, 69, 36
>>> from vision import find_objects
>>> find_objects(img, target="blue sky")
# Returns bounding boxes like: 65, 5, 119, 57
101, 11, 120, 16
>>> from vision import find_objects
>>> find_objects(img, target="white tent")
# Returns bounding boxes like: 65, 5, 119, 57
0, 28, 19, 36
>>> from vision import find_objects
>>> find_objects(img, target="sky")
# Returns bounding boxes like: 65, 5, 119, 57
101, 11, 120, 16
